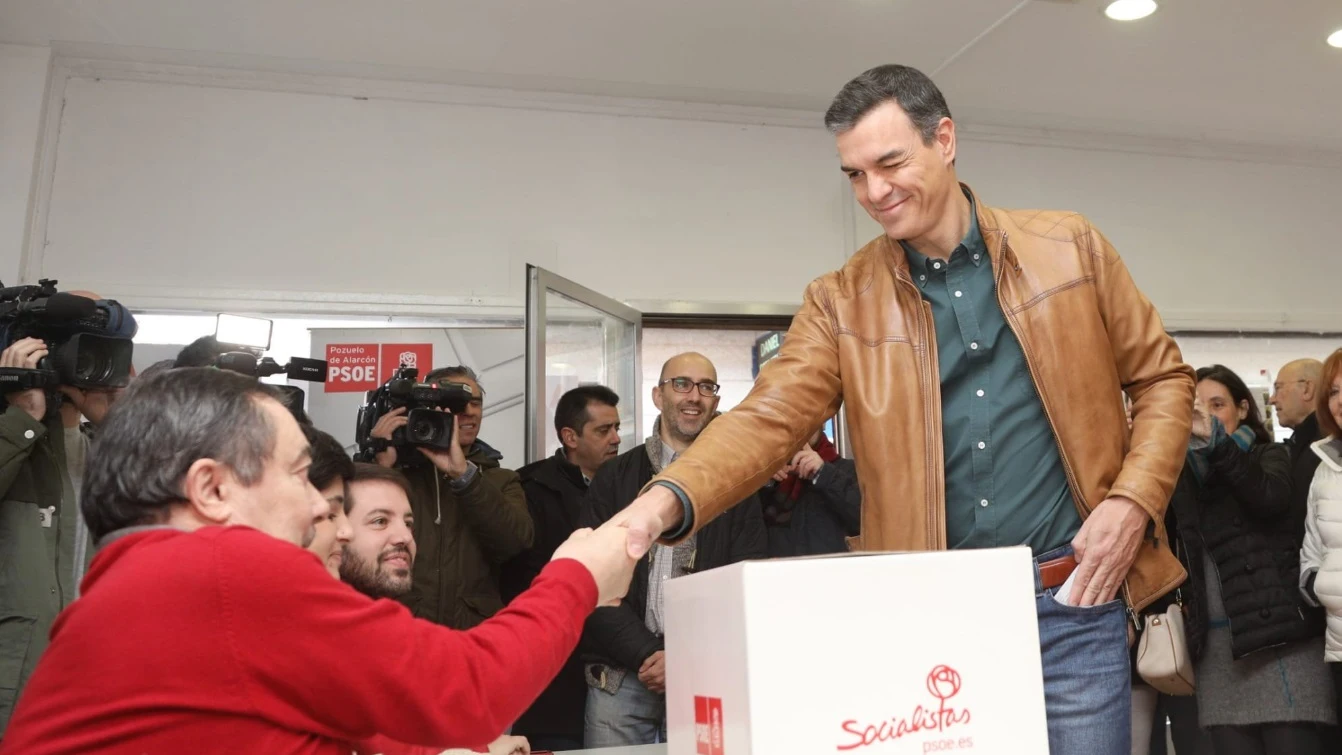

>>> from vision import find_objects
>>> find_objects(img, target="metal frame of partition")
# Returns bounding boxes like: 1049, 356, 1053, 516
525, 265, 643, 465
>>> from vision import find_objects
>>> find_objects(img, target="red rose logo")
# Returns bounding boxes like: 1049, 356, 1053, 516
925, 665, 962, 701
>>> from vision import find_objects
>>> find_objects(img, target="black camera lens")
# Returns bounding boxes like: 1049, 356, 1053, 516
408, 416, 440, 443
404, 408, 454, 450
74, 349, 110, 383
50, 333, 134, 389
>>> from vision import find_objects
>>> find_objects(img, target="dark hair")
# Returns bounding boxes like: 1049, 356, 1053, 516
173, 336, 227, 368
347, 463, 414, 514
1196, 364, 1272, 445
1319, 349, 1342, 438
425, 365, 483, 394
138, 359, 177, 379
823, 64, 952, 142
303, 424, 354, 492
554, 385, 620, 442
81, 368, 281, 541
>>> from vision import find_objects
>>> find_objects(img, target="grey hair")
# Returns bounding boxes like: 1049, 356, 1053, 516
426, 365, 482, 393
823, 64, 952, 143
81, 367, 281, 541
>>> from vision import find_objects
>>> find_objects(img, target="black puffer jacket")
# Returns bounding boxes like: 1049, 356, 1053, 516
1171, 438, 1315, 660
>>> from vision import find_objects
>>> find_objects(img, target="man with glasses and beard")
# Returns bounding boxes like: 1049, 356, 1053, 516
577, 353, 765, 748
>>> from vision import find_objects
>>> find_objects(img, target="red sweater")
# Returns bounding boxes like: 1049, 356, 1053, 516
0, 526, 597, 755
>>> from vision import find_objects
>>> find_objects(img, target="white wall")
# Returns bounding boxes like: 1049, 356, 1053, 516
851, 139, 1342, 332
0, 43, 48, 285
18, 57, 1342, 333
37, 73, 846, 313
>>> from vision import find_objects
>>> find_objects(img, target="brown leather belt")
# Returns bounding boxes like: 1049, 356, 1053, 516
1038, 554, 1078, 590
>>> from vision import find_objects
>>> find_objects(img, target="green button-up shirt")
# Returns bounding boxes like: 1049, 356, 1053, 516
901, 196, 1081, 554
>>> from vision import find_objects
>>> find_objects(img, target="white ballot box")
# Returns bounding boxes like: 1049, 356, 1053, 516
663, 547, 1048, 755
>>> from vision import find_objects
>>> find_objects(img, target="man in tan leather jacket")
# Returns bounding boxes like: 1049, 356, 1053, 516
612, 65, 1194, 753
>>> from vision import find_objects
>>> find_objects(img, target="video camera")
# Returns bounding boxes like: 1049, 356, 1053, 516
354, 365, 475, 464
0, 278, 137, 394
209, 314, 328, 422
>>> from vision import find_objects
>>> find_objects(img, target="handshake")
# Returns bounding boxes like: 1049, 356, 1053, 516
550, 487, 685, 606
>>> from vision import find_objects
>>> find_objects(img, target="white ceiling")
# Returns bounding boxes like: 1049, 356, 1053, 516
2, 0, 1341, 150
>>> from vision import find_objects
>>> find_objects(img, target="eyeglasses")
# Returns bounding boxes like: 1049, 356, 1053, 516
659, 377, 720, 397
1271, 380, 1308, 393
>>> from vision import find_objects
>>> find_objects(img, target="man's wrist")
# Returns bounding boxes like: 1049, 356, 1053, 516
1106, 495, 1153, 535
447, 460, 478, 489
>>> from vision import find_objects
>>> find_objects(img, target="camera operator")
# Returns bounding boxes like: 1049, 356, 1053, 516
0, 283, 135, 733
369, 366, 533, 630
0, 338, 78, 732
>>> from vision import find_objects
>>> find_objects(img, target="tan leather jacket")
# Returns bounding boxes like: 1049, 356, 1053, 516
652, 186, 1194, 611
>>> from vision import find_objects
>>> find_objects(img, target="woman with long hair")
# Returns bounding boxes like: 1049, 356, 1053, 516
1169, 365, 1334, 754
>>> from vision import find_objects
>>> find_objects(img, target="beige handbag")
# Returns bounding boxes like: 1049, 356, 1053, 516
1136, 599, 1195, 696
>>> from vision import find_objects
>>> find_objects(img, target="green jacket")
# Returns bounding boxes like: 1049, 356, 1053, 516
0, 404, 77, 731
400, 440, 533, 629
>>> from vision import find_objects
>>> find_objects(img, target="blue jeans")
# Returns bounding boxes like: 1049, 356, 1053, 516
1035, 545, 1132, 754
584, 670, 666, 748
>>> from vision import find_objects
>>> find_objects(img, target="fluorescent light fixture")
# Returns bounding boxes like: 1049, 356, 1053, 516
1328, 29, 1342, 48
1104, 0, 1158, 21
215, 313, 273, 350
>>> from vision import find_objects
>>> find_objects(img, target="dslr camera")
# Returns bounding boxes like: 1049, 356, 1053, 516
354, 366, 475, 464
0, 279, 136, 394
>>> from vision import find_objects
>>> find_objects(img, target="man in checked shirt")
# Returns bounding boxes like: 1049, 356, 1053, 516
577, 352, 766, 748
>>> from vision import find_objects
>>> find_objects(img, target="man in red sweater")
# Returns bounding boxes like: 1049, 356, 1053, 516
0, 368, 636, 755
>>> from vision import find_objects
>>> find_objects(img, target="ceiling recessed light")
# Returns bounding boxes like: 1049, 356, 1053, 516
1104, 0, 1158, 21
1328, 29, 1342, 48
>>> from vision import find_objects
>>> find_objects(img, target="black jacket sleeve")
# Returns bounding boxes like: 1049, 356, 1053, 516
578, 459, 663, 670
1208, 440, 1292, 521
499, 479, 559, 604
728, 492, 768, 563
811, 458, 862, 536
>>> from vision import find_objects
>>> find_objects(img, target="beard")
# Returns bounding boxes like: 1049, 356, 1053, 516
667, 399, 710, 443
339, 545, 412, 599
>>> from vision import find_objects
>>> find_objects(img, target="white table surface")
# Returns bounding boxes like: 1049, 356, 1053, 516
555, 746, 667, 755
